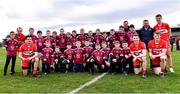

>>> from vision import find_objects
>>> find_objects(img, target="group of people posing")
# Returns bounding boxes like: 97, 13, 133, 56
3, 14, 174, 79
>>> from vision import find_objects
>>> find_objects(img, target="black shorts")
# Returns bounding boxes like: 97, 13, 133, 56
22, 67, 29, 70
152, 64, 161, 68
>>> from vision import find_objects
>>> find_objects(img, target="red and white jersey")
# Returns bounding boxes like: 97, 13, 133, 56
129, 41, 146, 56
111, 48, 122, 59
116, 31, 127, 42
101, 48, 111, 59
126, 31, 137, 44
148, 39, 167, 55
19, 43, 37, 58
154, 22, 170, 41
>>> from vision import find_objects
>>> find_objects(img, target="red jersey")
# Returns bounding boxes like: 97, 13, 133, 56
58, 34, 67, 48
126, 31, 137, 44
101, 48, 111, 59
129, 41, 146, 56
64, 48, 74, 62
19, 43, 37, 58
73, 48, 84, 64
148, 39, 167, 55
93, 34, 104, 44
35, 37, 45, 52
41, 47, 53, 64
70, 35, 77, 48
154, 22, 170, 41
5, 38, 18, 56
111, 48, 123, 59
91, 50, 105, 65
15, 33, 25, 45
83, 46, 93, 59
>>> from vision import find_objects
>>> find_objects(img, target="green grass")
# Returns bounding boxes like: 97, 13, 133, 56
0, 48, 180, 93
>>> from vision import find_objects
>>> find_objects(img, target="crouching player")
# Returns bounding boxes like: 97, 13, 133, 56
64, 43, 74, 72
129, 34, 147, 78
88, 44, 106, 74
108, 41, 123, 74
121, 41, 133, 75
101, 41, 111, 72
73, 41, 84, 72
83, 40, 93, 71
148, 32, 167, 77
19, 35, 39, 76
41, 41, 53, 75
52, 46, 64, 73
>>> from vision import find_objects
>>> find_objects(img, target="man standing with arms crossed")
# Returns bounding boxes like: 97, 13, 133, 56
154, 14, 174, 73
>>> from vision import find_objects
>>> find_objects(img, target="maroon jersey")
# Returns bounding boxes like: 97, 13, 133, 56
41, 47, 53, 64
58, 34, 67, 48
122, 48, 131, 56
73, 48, 84, 64
83, 46, 93, 59
91, 50, 105, 65
44, 36, 53, 46
70, 35, 77, 47
52, 51, 63, 62
101, 48, 111, 59
77, 34, 88, 45
52, 36, 59, 47
111, 48, 123, 59
93, 34, 104, 44
126, 31, 137, 44
116, 32, 127, 42
30, 35, 37, 43
4, 38, 18, 56
35, 37, 45, 52
108, 35, 117, 48
64, 48, 74, 62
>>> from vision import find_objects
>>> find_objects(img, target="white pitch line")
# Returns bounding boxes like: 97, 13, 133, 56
67, 72, 108, 94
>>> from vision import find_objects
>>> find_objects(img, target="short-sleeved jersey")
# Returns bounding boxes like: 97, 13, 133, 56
116, 32, 127, 42
122, 48, 131, 56
64, 48, 74, 61
101, 48, 111, 59
93, 34, 104, 44
19, 43, 37, 58
126, 31, 137, 44
73, 48, 84, 64
111, 48, 122, 59
148, 39, 167, 55
5, 38, 18, 56
15, 33, 26, 45
77, 34, 88, 45
83, 46, 93, 59
41, 47, 53, 63
91, 50, 105, 65
35, 37, 45, 52
52, 36, 59, 46
154, 22, 170, 41
58, 34, 67, 48
129, 41, 146, 56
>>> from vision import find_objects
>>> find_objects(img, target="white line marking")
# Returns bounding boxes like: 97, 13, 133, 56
68, 72, 108, 94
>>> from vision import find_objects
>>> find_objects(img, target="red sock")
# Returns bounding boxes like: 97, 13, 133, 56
161, 68, 164, 72
33, 70, 37, 75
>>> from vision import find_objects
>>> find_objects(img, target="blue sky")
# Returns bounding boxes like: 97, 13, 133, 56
0, 0, 180, 41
